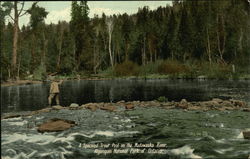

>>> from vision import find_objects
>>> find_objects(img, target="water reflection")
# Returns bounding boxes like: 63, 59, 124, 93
1, 79, 250, 113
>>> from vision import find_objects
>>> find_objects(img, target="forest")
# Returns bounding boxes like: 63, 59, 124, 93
1, 0, 250, 81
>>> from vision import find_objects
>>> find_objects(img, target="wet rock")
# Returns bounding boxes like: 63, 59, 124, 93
229, 99, 247, 107
117, 100, 125, 104
70, 103, 79, 108
243, 108, 250, 112
221, 101, 234, 107
200, 101, 220, 108
125, 104, 135, 110
212, 98, 223, 103
100, 105, 116, 112
37, 118, 76, 133
52, 105, 65, 110
84, 103, 99, 111
176, 99, 189, 109
243, 131, 250, 139
187, 106, 200, 111
2, 114, 21, 120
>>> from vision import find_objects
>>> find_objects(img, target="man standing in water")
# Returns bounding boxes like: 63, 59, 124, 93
48, 79, 63, 106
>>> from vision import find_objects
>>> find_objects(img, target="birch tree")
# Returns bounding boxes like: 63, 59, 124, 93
105, 16, 114, 68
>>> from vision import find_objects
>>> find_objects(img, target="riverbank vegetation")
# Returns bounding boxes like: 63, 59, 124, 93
1, 0, 250, 82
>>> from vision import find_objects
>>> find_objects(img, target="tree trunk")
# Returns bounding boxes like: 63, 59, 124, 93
108, 31, 114, 68
42, 31, 48, 67
216, 14, 226, 64
238, 28, 243, 57
206, 27, 212, 65
143, 36, 146, 65
57, 30, 63, 71
11, 1, 19, 80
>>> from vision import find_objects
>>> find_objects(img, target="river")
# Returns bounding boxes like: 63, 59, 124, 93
1, 79, 250, 159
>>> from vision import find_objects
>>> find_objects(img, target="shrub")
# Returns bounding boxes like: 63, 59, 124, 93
199, 62, 231, 79
139, 60, 163, 76
33, 65, 47, 81
114, 61, 139, 76
157, 96, 168, 102
157, 59, 190, 75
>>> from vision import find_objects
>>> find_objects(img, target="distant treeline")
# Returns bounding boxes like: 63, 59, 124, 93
1, 0, 250, 80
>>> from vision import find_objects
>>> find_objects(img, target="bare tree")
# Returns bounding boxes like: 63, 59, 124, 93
106, 16, 114, 68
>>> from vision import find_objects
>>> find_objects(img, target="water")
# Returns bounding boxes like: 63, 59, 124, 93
1, 107, 250, 158
1, 79, 250, 113
1, 79, 250, 158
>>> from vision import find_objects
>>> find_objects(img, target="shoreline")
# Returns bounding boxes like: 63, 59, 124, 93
1, 76, 250, 87
2, 98, 249, 120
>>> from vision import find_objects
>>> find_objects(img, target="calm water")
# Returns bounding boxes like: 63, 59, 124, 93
1, 79, 250, 113
1, 79, 250, 159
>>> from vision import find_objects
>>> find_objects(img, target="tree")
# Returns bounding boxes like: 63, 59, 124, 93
105, 16, 114, 68
2, 1, 29, 79
27, 3, 48, 74
70, 0, 92, 72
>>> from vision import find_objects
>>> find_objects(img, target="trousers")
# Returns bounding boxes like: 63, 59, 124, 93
48, 93, 60, 106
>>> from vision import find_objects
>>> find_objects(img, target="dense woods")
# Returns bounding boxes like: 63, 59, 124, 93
1, 0, 250, 81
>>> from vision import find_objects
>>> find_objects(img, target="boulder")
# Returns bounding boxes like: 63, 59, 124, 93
37, 118, 76, 133
229, 99, 247, 107
212, 98, 223, 103
221, 101, 234, 107
84, 103, 99, 111
200, 101, 220, 108
100, 105, 116, 112
243, 108, 250, 112
243, 131, 250, 139
52, 105, 65, 110
2, 114, 21, 120
117, 100, 125, 104
176, 99, 189, 109
69, 103, 79, 108
125, 104, 135, 110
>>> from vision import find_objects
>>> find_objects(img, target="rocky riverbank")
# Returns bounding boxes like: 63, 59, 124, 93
2, 98, 249, 120
1, 80, 42, 87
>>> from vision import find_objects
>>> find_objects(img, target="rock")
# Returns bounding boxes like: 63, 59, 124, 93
200, 101, 220, 108
125, 104, 135, 110
212, 98, 223, 103
243, 108, 250, 112
2, 114, 21, 120
52, 105, 65, 110
37, 118, 76, 133
117, 100, 125, 104
176, 99, 189, 109
187, 106, 200, 111
100, 105, 116, 112
221, 101, 234, 107
229, 99, 247, 107
243, 131, 250, 139
84, 103, 99, 111
70, 103, 79, 107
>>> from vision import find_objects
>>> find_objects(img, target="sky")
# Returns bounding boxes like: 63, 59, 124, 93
5, 1, 172, 27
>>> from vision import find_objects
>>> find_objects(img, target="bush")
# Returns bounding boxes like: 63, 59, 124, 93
157, 96, 168, 102
157, 59, 190, 75
139, 60, 163, 76
199, 62, 231, 79
33, 64, 47, 81
114, 61, 139, 76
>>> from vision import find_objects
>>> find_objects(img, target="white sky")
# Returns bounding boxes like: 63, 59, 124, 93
5, 1, 172, 27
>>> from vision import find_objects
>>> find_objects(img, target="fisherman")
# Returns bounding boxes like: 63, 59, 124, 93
48, 79, 63, 106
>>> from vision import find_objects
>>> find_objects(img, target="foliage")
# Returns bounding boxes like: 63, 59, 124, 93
1, 0, 249, 81
157, 59, 190, 75
33, 64, 46, 81
156, 96, 168, 102
114, 61, 139, 76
